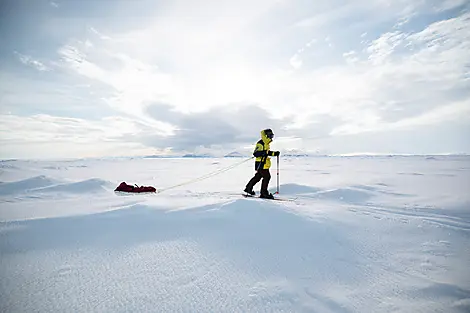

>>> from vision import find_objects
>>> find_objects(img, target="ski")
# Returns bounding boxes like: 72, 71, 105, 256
242, 193, 297, 202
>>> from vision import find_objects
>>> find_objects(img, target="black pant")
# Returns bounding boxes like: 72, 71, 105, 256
246, 169, 271, 195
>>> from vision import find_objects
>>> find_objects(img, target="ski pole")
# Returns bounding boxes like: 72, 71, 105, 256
276, 155, 280, 194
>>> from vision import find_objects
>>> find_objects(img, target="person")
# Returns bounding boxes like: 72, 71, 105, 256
244, 128, 280, 199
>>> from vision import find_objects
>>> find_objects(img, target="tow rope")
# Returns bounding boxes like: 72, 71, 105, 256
156, 157, 254, 194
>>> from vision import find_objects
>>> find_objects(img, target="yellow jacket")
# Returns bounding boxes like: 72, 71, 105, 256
253, 129, 277, 170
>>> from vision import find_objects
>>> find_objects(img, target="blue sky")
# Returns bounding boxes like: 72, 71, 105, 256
1, 0, 469, 158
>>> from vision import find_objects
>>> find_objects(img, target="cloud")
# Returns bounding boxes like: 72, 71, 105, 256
88, 27, 112, 41
0, 104, 291, 158
81, 8, 470, 151
366, 31, 406, 65
331, 99, 470, 135
289, 38, 317, 69
57, 37, 174, 121
144, 103, 290, 152
15, 52, 51, 71
289, 54, 303, 69
433, 0, 469, 12
53, 3, 469, 129
323, 12, 470, 135
311, 118, 470, 155
1, 114, 131, 143
342, 50, 358, 64
0, 114, 162, 158
2, 0, 470, 157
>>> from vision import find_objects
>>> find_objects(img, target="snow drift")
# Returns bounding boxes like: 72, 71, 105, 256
0, 175, 63, 196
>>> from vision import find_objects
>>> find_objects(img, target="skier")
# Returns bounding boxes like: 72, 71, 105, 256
244, 128, 280, 199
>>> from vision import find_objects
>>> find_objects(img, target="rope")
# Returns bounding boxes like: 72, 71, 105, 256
157, 156, 254, 193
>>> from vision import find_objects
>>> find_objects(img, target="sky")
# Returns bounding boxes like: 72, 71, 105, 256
0, 0, 469, 158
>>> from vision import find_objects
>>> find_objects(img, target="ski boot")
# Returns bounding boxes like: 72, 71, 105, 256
260, 192, 274, 199
244, 187, 255, 196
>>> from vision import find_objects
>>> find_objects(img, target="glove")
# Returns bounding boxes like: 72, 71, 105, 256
273, 151, 280, 156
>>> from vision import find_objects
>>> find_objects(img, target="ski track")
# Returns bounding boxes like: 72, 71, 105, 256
0, 156, 469, 312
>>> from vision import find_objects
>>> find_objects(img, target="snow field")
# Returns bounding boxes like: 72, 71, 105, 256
0, 156, 469, 312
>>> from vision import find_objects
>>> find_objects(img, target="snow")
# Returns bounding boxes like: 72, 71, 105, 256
1, 156, 469, 312
224, 151, 246, 158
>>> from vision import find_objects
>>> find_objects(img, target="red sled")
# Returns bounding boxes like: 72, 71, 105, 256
114, 182, 156, 193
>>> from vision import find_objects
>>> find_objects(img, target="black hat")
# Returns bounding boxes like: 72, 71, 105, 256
264, 128, 274, 139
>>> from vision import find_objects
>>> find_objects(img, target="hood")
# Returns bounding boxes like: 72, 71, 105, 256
261, 129, 272, 144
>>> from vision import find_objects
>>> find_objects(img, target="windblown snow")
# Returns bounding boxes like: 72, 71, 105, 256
1, 156, 469, 312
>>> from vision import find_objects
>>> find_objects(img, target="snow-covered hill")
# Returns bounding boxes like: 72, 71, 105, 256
0, 157, 469, 312
224, 151, 246, 158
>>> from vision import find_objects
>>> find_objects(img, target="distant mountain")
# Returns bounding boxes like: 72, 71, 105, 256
182, 153, 213, 158
283, 149, 311, 157
143, 155, 176, 159
224, 151, 246, 158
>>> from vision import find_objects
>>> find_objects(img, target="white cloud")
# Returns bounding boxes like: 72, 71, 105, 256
15, 52, 51, 71
366, 31, 406, 65
89, 27, 112, 41
306, 39, 317, 47
289, 38, 318, 69
58, 38, 174, 122
4, 0, 470, 157
289, 54, 303, 69
343, 50, 358, 64
0, 114, 171, 158
331, 99, 470, 135
49, 7, 470, 128
433, 0, 468, 12
271, 11, 470, 139
391, 99, 470, 129
59, 44, 106, 81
